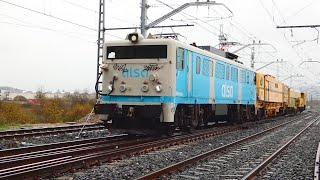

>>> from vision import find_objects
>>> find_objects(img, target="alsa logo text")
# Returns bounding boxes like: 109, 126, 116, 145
221, 84, 233, 98
122, 68, 149, 78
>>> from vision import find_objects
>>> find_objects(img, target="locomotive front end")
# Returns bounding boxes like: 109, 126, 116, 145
95, 33, 175, 129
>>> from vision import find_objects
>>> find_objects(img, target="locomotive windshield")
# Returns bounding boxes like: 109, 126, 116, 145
107, 45, 167, 59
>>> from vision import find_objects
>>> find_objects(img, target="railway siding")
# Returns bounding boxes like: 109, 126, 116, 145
255, 117, 320, 179
0, 124, 111, 150
142, 114, 317, 179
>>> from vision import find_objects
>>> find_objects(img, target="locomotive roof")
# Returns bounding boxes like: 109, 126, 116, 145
105, 38, 254, 72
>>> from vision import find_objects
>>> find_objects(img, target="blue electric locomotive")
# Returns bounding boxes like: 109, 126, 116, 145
95, 33, 256, 129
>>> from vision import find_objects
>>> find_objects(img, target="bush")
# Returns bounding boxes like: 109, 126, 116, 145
0, 92, 94, 127
64, 103, 93, 122
35, 96, 94, 123
39, 98, 65, 123
0, 102, 36, 125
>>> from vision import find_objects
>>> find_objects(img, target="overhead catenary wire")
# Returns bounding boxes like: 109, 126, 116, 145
0, 0, 97, 31
0, 0, 122, 39
258, 0, 319, 87
154, 0, 219, 36
0, 13, 98, 40
0, 21, 97, 44
279, 0, 316, 25
62, 0, 137, 26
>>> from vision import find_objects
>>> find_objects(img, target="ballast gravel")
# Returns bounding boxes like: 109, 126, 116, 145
66, 112, 316, 180
258, 116, 320, 179
171, 113, 317, 179
0, 128, 123, 150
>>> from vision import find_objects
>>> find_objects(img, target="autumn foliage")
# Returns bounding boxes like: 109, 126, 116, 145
0, 102, 36, 126
0, 93, 94, 126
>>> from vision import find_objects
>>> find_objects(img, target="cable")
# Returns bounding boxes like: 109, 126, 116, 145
154, 0, 221, 37
0, 1, 122, 39
61, 0, 98, 14
95, 73, 116, 96
0, 0, 97, 31
279, 0, 316, 25
62, 0, 139, 26
258, 0, 319, 87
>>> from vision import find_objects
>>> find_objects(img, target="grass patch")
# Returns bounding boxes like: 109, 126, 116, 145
0, 123, 11, 131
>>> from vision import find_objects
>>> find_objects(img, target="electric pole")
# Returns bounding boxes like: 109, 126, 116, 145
139, 0, 233, 37
96, 0, 106, 99
140, 0, 148, 37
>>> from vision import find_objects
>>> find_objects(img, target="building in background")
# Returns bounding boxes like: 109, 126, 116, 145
0, 90, 9, 101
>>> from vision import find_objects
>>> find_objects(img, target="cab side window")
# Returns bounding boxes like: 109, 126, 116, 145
176, 48, 184, 70
196, 56, 201, 74
226, 65, 230, 80
202, 59, 210, 76
216, 62, 225, 79
231, 67, 238, 82
240, 70, 246, 83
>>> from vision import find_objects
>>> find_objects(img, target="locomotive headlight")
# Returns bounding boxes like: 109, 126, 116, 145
119, 84, 126, 92
128, 33, 139, 43
141, 84, 149, 92
149, 74, 158, 82
107, 84, 113, 93
155, 85, 162, 92
131, 35, 137, 42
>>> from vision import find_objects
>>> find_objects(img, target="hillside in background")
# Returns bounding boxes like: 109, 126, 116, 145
0, 86, 25, 93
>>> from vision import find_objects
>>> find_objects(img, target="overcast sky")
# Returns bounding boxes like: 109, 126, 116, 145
0, 0, 319, 94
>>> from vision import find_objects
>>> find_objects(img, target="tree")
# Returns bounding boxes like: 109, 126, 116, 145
35, 90, 46, 100
13, 95, 27, 101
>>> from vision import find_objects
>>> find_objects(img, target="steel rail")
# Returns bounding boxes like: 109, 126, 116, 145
242, 117, 319, 180
315, 143, 320, 180
0, 136, 153, 169
0, 124, 104, 140
0, 113, 310, 179
0, 134, 129, 158
0, 134, 128, 157
0, 124, 246, 179
135, 115, 312, 180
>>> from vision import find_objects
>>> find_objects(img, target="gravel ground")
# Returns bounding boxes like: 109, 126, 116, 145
171, 112, 317, 179
0, 127, 119, 150
258, 116, 320, 179
59, 112, 315, 180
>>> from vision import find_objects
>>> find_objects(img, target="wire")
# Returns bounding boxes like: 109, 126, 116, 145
0, 1, 122, 39
280, 0, 316, 24
62, 0, 139, 26
155, 0, 220, 36
0, 21, 98, 43
258, 0, 319, 86
0, 0, 97, 31
61, 0, 98, 14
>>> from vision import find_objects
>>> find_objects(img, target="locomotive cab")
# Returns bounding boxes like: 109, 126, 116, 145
95, 33, 176, 129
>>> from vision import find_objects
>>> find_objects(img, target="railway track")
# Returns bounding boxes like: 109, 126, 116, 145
314, 143, 320, 180
0, 124, 105, 140
0, 113, 312, 179
242, 117, 318, 179
0, 123, 247, 179
136, 114, 318, 180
